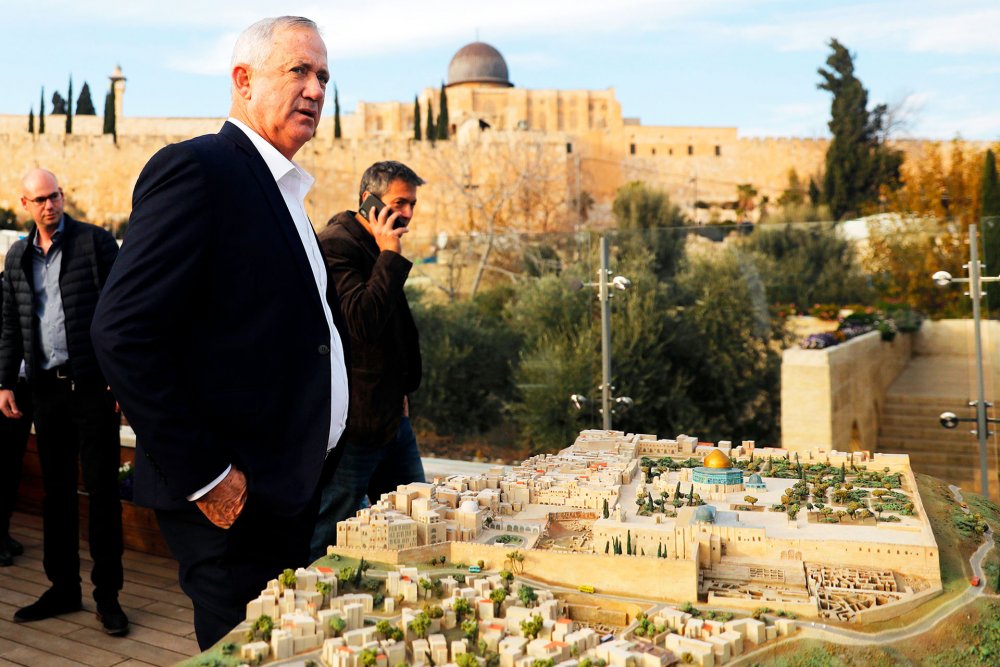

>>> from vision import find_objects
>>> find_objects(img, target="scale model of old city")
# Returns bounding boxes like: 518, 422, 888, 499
201, 426, 956, 667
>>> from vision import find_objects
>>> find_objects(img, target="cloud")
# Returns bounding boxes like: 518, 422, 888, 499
505, 52, 562, 71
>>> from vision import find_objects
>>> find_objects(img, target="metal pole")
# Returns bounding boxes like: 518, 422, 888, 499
968, 225, 992, 498
599, 236, 612, 430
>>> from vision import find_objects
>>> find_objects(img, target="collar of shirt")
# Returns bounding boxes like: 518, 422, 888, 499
227, 117, 314, 201
31, 215, 65, 255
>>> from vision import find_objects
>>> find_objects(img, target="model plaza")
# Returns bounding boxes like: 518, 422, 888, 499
224, 429, 941, 666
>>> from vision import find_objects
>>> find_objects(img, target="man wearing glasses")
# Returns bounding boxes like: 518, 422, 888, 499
0, 168, 127, 635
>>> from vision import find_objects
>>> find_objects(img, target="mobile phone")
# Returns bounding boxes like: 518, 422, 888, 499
359, 194, 407, 229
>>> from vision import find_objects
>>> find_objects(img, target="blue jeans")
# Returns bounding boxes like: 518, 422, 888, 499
309, 417, 425, 561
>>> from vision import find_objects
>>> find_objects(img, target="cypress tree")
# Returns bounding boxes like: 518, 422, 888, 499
333, 85, 342, 139
66, 77, 73, 134
28, 107, 34, 134
39, 88, 45, 134
981, 150, 1000, 310
103, 87, 115, 137
605, 541, 609, 554
436, 84, 449, 140
626, 530, 632, 555
426, 101, 435, 144
76, 82, 96, 115
413, 95, 421, 141
602, 499, 609, 519
817, 38, 902, 219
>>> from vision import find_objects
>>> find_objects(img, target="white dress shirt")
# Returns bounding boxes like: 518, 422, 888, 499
188, 118, 350, 501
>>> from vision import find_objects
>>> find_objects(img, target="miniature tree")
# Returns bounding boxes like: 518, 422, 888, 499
744, 495, 758, 509
518, 584, 537, 608
500, 569, 514, 588
872, 503, 884, 520
603, 498, 609, 518
487, 587, 507, 618
338, 567, 355, 585
419, 578, 434, 598
279, 568, 297, 592
478, 560, 486, 570
462, 617, 479, 643
316, 580, 333, 604
456, 653, 479, 667
376, 619, 394, 639
247, 614, 274, 642
329, 616, 346, 637
453, 596, 472, 622
626, 530, 632, 555
425, 604, 445, 619
520, 614, 544, 639
532, 660, 555, 667
359, 648, 379, 667
408, 611, 431, 638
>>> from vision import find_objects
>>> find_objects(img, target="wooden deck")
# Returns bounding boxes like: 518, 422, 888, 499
0, 511, 198, 666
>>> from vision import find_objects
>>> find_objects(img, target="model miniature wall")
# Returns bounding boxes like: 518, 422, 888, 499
781, 330, 913, 453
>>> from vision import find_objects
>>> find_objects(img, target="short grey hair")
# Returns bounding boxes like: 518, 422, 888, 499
359, 161, 427, 204
231, 16, 319, 71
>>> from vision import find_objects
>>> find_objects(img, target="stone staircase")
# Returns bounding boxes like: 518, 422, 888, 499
876, 355, 1000, 498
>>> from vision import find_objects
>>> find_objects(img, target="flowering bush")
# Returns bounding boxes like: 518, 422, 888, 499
118, 461, 133, 501
808, 303, 840, 321
798, 308, 921, 350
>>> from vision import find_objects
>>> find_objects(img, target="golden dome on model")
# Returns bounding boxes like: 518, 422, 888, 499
702, 450, 733, 469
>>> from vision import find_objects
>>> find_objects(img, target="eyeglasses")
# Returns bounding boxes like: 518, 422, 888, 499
25, 191, 62, 206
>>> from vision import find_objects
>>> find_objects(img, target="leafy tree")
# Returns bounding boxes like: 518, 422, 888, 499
76, 81, 96, 115
817, 38, 902, 219
278, 568, 297, 591
520, 614, 544, 639
456, 653, 479, 667
461, 617, 479, 643
744, 496, 758, 508
517, 584, 537, 608
409, 289, 520, 436
0, 208, 19, 231
490, 586, 507, 614
437, 83, 449, 140
453, 596, 472, 621
66, 77, 73, 134
359, 648, 378, 667
408, 611, 431, 638
51, 90, 67, 115
333, 84, 342, 139
329, 615, 346, 636
246, 614, 274, 642
39, 88, 45, 134
981, 149, 1000, 311
740, 222, 870, 308
611, 181, 688, 280
414, 95, 422, 141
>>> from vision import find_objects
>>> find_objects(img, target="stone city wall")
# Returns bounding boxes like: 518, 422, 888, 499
334, 541, 699, 602
705, 592, 817, 619
781, 330, 913, 454
851, 582, 942, 624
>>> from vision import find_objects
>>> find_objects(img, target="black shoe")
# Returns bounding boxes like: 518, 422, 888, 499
1, 535, 23, 556
13, 587, 82, 622
96, 599, 129, 636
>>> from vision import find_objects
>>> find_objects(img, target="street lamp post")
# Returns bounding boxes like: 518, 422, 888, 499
572, 236, 632, 429
933, 223, 999, 499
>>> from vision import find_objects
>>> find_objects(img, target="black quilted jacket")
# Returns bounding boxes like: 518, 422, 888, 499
0, 215, 119, 387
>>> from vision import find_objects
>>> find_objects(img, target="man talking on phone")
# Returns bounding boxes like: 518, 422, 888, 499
309, 161, 425, 560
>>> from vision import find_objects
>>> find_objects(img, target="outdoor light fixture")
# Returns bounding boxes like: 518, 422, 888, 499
569, 236, 633, 429
931, 224, 1000, 499
932, 270, 953, 287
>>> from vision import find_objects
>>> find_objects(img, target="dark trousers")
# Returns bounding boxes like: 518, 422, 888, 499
32, 373, 123, 602
0, 380, 33, 537
156, 489, 321, 650
309, 416, 425, 560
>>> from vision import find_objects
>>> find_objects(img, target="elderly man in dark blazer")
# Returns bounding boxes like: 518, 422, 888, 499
309, 161, 425, 560
91, 16, 350, 649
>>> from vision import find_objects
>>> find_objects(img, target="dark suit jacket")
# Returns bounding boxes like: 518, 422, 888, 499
92, 122, 349, 515
319, 212, 421, 447
0, 215, 119, 387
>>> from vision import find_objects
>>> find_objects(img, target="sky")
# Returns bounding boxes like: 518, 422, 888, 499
3, 0, 999, 140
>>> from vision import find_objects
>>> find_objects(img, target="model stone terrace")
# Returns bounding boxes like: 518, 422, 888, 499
332, 430, 941, 624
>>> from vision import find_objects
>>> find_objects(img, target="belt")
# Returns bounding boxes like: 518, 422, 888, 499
38, 364, 73, 381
